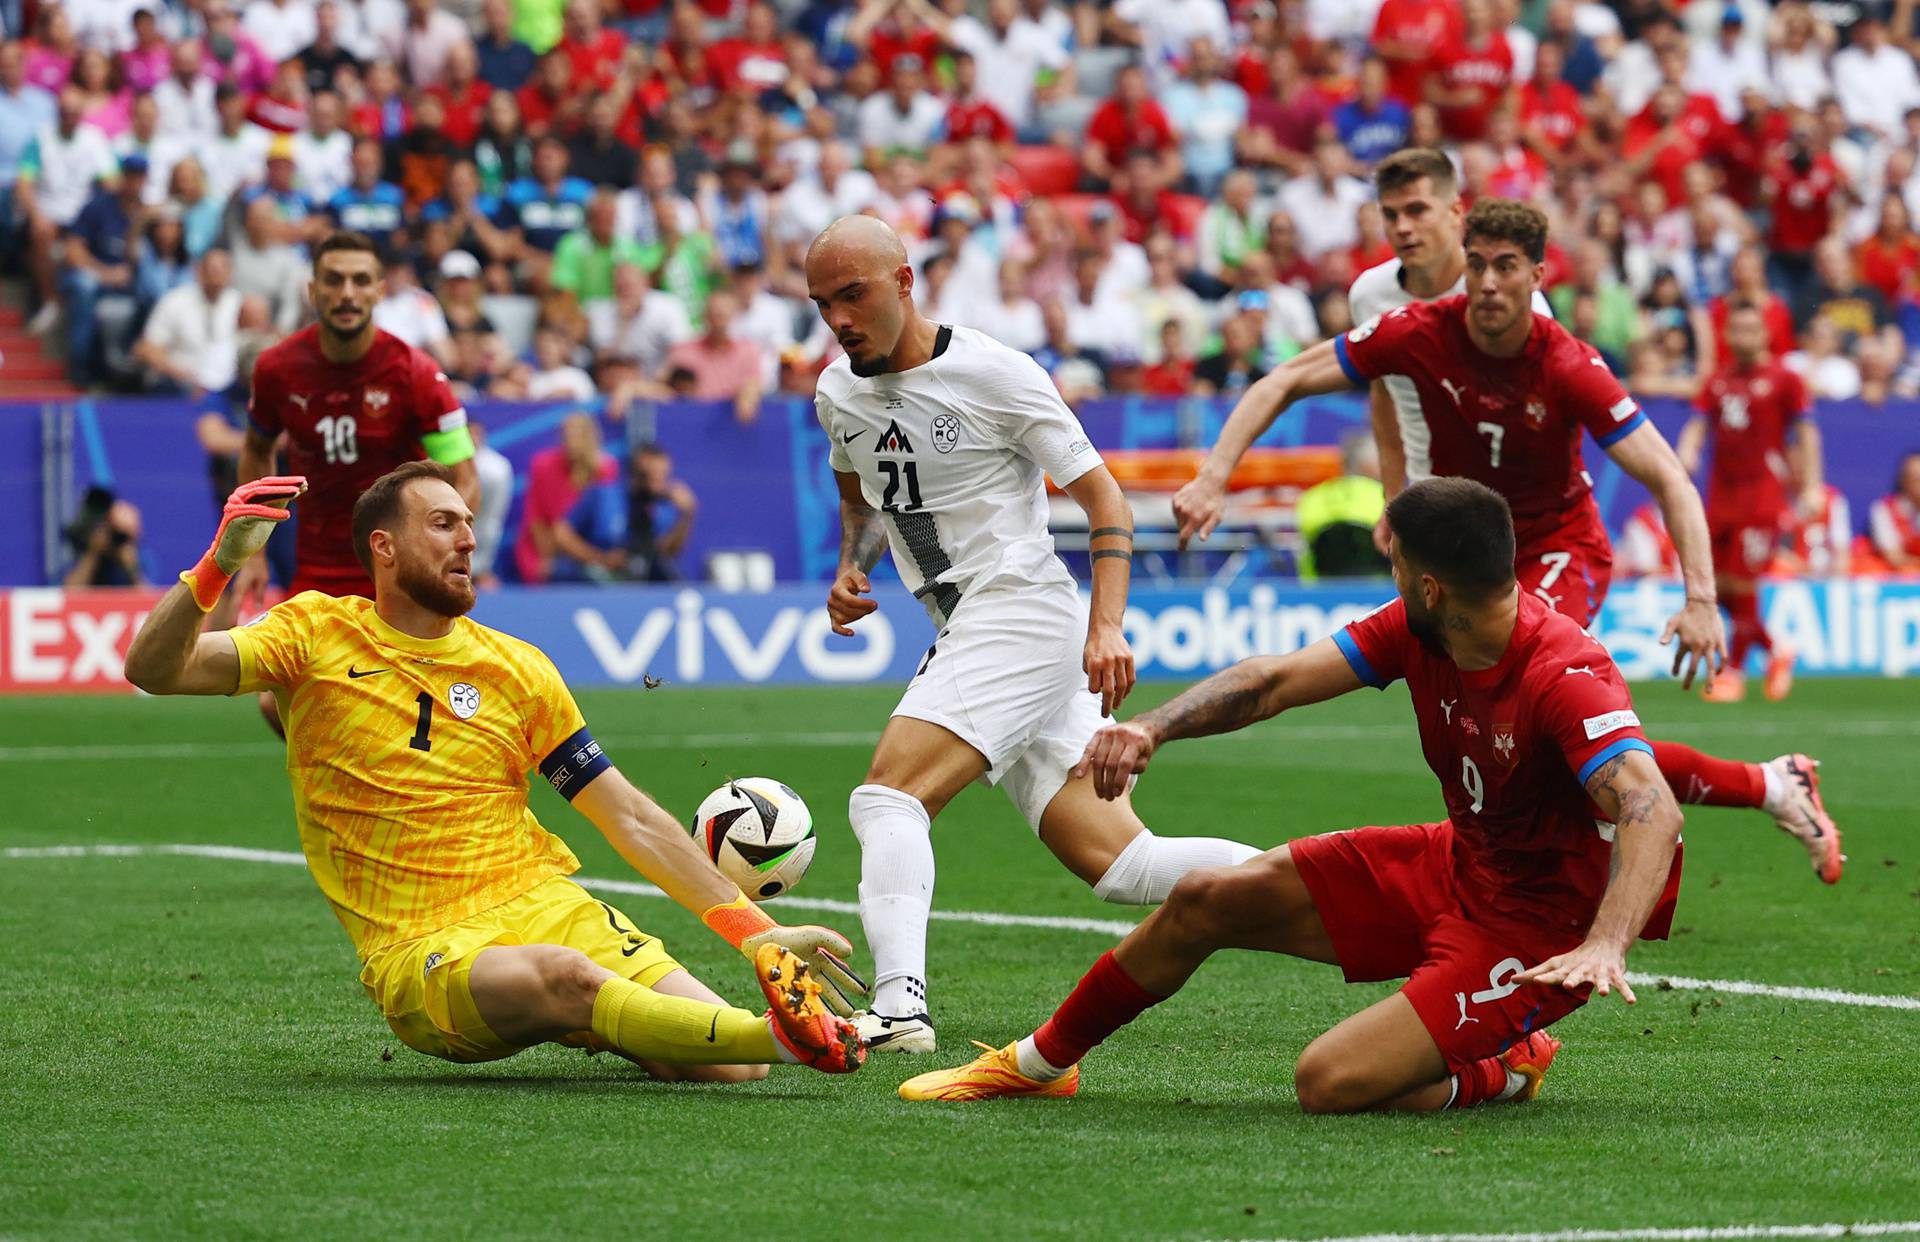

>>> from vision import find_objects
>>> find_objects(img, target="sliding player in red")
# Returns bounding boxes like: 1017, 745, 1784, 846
1173, 196, 1841, 885
901, 479, 1679, 1108
229, 232, 480, 734
1676, 299, 1823, 704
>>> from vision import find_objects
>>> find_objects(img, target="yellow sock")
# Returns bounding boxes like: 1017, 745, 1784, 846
589, 976, 780, 1065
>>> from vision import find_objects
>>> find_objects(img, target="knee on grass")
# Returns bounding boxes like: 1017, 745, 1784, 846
1291, 1046, 1379, 1116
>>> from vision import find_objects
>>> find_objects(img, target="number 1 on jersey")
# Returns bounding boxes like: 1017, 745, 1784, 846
410, 691, 433, 751
878, 460, 924, 511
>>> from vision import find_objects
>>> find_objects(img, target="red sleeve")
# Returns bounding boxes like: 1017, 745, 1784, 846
1086, 102, 1121, 154
1536, 651, 1653, 788
1332, 598, 1411, 690
1554, 335, 1646, 449
410, 348, 465, 441
247, 353, 284, 437
1691, 376, 1715, 416
1784, 368, 1810, 420
1144, 101, 1175, 149
1332, 301, 1427, 385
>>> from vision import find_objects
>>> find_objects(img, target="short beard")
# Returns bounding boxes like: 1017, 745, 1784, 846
1404, 597, 1449, 658
396, 558, 475, 618
846, 349, 890, 377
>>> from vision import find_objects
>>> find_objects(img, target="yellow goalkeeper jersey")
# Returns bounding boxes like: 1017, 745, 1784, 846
231, 592, 613, 957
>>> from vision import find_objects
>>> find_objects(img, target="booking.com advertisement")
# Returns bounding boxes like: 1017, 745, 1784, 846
12, 579, 1915, 694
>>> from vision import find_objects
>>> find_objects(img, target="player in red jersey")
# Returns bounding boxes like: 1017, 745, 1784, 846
900, 479, 1680, 1110
1676, 300, 1823, 703
1173, 194, 1843, 884
232, 232, 481, 731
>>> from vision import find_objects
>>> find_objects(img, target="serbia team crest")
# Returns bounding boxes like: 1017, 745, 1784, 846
448, 683, 480, 719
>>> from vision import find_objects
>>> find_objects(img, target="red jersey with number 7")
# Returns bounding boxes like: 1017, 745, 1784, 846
1334, 592, 1681, 939
1334, 295, 1648, 557
249, 326, 468, 596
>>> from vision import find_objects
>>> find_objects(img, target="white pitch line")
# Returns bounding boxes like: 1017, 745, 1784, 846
2, 716, 1918, 763
1242, 1223, 1920, 1242
4, 843, 1918, 1012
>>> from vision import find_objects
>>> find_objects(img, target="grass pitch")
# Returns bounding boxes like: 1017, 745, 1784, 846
2, 679, 1917, 1240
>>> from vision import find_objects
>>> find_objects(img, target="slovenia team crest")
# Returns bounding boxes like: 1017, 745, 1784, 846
448, 683, 480, 719
931, 414, 960, 453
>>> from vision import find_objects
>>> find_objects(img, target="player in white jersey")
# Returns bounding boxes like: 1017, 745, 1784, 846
805, 215, 1261, 1052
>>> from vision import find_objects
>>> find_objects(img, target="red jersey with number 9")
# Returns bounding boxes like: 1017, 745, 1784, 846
249, 326, 467, 596
1334, 593, 1681, 939
1334, 296, 1647, 558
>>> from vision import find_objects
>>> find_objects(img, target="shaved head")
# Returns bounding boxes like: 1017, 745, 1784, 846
806, 215, 924, 376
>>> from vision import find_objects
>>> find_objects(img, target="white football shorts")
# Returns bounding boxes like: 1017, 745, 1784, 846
891, 581, 1107, 830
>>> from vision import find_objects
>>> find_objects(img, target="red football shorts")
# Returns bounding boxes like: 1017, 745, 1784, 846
1516, 526, 1614, 627
1709, 515, 1784, 581
1289, 822, 1589, 1073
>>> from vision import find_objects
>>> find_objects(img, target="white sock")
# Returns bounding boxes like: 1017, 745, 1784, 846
1494, 1067, 1528, 1102
1014, 1035, 1072, 1081
1760, 759, 1787, 814
849, 783, 935, 1018
768, 1016, 801, 1064
1091, 830, 1262, 905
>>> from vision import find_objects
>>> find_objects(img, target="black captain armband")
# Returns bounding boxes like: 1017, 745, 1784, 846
1091, 550, 1132, 562
1088, 527, 1134, 542
540, 727, 613, 801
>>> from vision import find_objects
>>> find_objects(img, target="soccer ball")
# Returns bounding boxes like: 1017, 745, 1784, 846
691, 777, 817, 899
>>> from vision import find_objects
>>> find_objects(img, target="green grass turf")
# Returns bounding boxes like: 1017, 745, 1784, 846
2, 679, 1917, 1240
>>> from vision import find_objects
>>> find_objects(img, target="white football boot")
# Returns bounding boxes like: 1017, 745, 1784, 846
854, 1010, 937, 1054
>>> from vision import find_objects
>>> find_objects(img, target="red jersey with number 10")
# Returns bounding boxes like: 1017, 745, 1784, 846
1334, 296, 1648, 557
1335, 592, 1681, 939
249, 326, 466, 595
1692, 359, 1807, 526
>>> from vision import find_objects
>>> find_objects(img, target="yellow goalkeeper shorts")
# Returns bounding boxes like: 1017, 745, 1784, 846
359, 875, 682, 1063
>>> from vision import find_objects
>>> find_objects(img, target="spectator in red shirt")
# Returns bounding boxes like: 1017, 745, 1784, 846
1370, 0, 1461, 107
351, 59, 412, 142
426, 41, 491, 148
1084, 64, 1180, 191
856, 0, 941, 86
1855, 195, 1920, 304
1765, 132, 1845, 298
247, 59, 311, 134
1238, 46, 1328, 178
1622, 84, 1711, 207
707, 3, 789, 96
1484, 107, 1548, 200
1139, 319, 1196, 396
1714, 87, 1787, 211
515, 411, 618, 584
942, 51, 1013, 149
557, 0, 627, 94
1519, 39, 1593, 169
1710, 245, 1797, 361
1111, 150, 1186, 243
1424, 0, 1513, 142
516, 51, 580, 139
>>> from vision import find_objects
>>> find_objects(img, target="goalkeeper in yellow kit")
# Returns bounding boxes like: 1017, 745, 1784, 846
124, 463, 866, 1078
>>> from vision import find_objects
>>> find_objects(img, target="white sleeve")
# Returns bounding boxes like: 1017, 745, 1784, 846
985, 350, 1104, 486
948, 15, 990, 57
817, 390, 854, 472
1870, 499, 1900, 558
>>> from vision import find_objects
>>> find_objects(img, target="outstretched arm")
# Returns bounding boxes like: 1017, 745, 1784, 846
1517, 746, 1682, 1003
1368, 380, 1406, 554
569, 767, 870, 1013
1174, 338, 1361, 548
1606, 421, 1726, 687
1073, 637, 1364, 798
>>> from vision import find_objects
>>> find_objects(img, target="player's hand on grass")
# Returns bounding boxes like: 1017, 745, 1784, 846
1660, 597, 1726, 690
1073, 720, 1159, 800
1172, 475, 1226, 551
828, 568, 878, 636
1084, 622, 1136, 717
1516, 939, 1636, 1004
738, 924, 870, 1017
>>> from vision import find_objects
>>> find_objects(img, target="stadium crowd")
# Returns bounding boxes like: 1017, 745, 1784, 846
9, 0, 1920, 581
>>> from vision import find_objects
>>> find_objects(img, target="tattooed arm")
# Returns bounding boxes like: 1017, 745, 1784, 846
828, 469, 889, 636
1072, 636, 1365, 799
1517, 746, 1683, 1004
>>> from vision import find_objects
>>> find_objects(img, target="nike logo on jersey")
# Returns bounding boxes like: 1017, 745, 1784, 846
347, 666, 388, 678
841, 429, 866, 445
620, 937, 652, 957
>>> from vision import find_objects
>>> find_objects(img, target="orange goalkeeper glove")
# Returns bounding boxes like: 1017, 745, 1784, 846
180, 476, 307, 611
702, 891, 870, 1017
